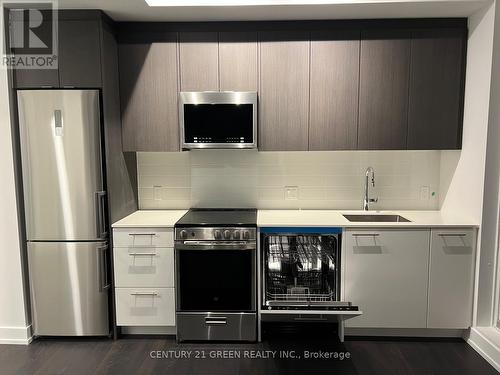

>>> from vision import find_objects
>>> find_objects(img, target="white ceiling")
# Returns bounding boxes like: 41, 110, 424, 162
57, 0, 491, 22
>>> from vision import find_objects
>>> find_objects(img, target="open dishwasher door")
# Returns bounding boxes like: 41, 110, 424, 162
259, 227, 363, 341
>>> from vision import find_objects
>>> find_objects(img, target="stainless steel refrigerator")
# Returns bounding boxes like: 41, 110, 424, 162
17, 90, 109, 336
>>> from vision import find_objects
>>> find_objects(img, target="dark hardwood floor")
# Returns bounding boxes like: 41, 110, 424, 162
0, 329, 496, 375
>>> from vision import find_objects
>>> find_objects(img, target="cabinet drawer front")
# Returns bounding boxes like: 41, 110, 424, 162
113, 247, 174, 288
428, 228, 475, 329
115, 287, 175, 326
113, 228, 174, 248
344, 229, 430, 328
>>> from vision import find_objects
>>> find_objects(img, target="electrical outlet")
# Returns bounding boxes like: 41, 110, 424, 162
420, 186, 430, 200
153, 185, 162, 200
284, 186, 299, 200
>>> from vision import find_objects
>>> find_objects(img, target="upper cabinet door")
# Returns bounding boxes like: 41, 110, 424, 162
179, 32, 219, 91
259, 31, 310, 151
59, 20, 102, 88
407, 29, 466, 150
119, 37, 180, 152
358, 30, 411, 150
9, 9, 59, 88
219, 32, 258, 91
309, 31, 360, 150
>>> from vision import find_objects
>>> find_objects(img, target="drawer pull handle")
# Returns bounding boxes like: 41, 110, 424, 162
129, 233, 156, 236
131, 292, 158, 296
437, 233, 467, 237
205, 317, 227, 325
352, 233, 380, 237
128, 252, 157, 256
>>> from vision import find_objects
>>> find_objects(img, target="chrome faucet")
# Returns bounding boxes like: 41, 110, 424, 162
363, 167, 378, 211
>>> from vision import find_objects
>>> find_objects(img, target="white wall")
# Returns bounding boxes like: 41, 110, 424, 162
137, 150, 441, 211
0, 31, 30, 343
440, 4, 495, 224
476, 0, 500, 327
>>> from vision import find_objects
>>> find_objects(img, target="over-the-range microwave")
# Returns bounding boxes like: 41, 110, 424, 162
179, 91, 257, 150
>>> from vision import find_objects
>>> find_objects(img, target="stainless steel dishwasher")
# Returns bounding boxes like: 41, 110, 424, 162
259, 227, 362, 342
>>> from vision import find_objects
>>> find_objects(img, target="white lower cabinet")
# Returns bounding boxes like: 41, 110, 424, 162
427, 228, 475, 329
113, 227, 176, 328
115, 287, 176, 326
344, 229, 430, 328
113, 247, 174, 288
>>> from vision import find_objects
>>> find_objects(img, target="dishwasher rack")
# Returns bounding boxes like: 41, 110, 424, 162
261, 228, 342, 309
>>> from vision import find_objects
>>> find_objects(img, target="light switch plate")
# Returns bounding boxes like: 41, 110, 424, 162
284, 186, 299, 200
420, 186, 430, 200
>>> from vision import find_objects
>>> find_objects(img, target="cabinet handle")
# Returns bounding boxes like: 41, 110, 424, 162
351, 233, 380, 237
128, 252, 157, 256
131, 291, 158, 296
128, 233, 156, 236
437, 233, 467, 237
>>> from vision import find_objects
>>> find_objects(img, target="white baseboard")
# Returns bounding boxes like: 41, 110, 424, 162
0, 325, 33, 345
467, 327, 500, 372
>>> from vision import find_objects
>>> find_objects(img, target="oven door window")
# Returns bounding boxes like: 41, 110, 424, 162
177, 249, 254, 311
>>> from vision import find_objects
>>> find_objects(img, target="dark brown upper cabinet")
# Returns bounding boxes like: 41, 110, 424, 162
10, 13, 103, 89
358, 30, 411, 150
219, 32, 258, 91
407, 29, 466, 150
179, 32, 219, 91
58, 20, 102, 88
119, 36, 180, 152
309, 31, 360, 151
259, 31, 310, 151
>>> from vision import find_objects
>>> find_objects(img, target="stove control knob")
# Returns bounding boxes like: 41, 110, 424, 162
223, 230, 231, 239
180, 230, 188, 240
243, 230, 250, 240
214, 230, 222, 240
233, 230, 241, 240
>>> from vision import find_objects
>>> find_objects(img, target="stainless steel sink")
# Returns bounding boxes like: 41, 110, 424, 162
342, 214, 411, 223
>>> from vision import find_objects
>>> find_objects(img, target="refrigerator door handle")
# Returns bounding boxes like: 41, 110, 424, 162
97, 245, 110, 292
95, 191, 107, 239
54, 109, 63, 136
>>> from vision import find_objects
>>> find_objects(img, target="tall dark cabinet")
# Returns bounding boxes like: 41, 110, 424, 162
58, 19, 102, 88
259, 31, 310, 151
358, 30, 411, 150
11, 12, 103, 89
309, 31, 360, 151
407, 28, 466, 150
119, 35, 180, 152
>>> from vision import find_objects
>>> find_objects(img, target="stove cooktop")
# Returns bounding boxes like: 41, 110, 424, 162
175, 208, 257, 228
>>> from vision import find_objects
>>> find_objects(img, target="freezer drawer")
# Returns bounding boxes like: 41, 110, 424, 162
177, 312, 256, 342
28, 242, 109, 336
113, 247, 174, 288
115, 287, 175, 326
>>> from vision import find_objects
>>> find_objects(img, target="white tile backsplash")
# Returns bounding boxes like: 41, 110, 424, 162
137, 150, 442, 210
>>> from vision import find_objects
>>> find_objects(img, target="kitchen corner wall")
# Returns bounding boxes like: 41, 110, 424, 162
138, 150, 441, 210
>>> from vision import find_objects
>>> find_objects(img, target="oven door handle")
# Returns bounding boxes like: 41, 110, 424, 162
175, 241, 256, 250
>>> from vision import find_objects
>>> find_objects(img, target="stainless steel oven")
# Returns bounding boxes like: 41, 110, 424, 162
179, 91, 257, 150
175, 227, 257, 342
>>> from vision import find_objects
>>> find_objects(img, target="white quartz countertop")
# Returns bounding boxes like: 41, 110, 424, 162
257, 210, 479, 228
112, 209, 479, 229
112, 210, 188, 228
